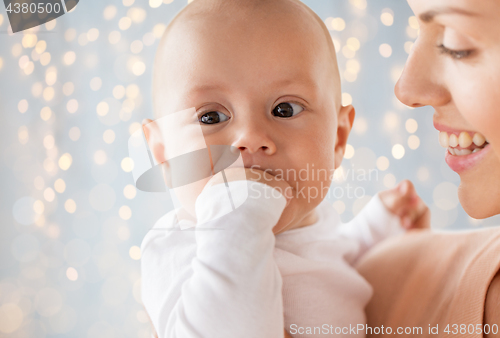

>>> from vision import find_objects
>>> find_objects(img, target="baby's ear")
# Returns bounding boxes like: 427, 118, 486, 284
142, 118, 166, 164
334, 105, 355, 169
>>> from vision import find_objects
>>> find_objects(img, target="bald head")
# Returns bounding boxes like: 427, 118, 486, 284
153, 0, 341, 118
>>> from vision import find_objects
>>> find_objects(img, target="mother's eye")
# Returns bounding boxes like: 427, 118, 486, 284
199, 111, 230, 124
438, 44, 474, 60
272, 102, 304, 118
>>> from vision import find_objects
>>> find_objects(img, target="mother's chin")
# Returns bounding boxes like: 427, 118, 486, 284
456, 149, 500, 219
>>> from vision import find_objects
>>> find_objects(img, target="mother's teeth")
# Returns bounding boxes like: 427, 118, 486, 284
449, 134, 459, 147
439, 131, 449, 148
448, 147, 455, 155
458, 132, 472, 148
472, 133, 486, 146
455, 148, 472, 156
439, 131, 488, 149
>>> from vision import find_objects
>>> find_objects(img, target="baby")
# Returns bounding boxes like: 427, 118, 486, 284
140, 0, 429, 337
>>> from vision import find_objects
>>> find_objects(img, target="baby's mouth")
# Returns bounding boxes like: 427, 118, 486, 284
438, 131, 489, 156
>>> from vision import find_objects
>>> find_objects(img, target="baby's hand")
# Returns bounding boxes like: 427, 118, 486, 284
379, 180, 430, 229
204, 167, 294, 233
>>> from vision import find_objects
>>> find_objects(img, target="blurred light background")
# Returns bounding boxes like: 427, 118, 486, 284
0, 0, 499, 336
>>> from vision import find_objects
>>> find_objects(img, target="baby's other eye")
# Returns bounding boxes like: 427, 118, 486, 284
272, 102, 304, 118
199, 111, 230, 124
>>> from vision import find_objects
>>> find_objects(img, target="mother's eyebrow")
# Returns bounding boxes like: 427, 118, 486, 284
419, 7, 478, 23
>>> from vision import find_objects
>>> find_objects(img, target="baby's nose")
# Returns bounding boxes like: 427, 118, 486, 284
237, 144, 269, 154
232, 136, 276, 155
231, 123, 277, 155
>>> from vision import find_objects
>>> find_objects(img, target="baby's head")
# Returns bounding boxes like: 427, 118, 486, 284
146, 0, 355, 233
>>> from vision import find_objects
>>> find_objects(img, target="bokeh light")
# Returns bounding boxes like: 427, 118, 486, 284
18, 99, 29, 113
379, 43, 393, 58
129, 246, 141, 260
344, 144, 355, 160
0, 303, 24, 333
66, 267, 79, 281
103, 129, 116, 144
342, 92, 353, 106
376, 156, 390, 171
380, 8, 394, 26
69, 127, 81, 141
124, 184, 137, 199
63, 51, 76, 65
330, 17, 346, 31
58, 153, 73, 170
405, 118, 418, 133
54, 178, 66, 194
392, 144, 405, 159
121, 157, 134, 172
408, 135, 420, 150
65, 199, 77, 213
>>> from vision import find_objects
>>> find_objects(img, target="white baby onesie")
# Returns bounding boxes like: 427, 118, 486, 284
141, 180, 403, 338
276, 192, 403, 337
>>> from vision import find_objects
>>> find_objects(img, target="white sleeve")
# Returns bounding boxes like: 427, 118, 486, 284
141, 180, 287, 338
336, 193, 405, 262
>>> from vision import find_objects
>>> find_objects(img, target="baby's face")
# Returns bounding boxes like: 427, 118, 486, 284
153, 1, 352, 232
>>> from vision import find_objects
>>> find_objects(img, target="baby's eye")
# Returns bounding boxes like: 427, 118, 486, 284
272, 102, 304, 118
199, 111, 230, 124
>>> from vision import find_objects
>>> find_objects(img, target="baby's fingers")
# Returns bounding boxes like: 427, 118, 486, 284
379, 179, 418, 215
399, 196, 430, 229
410, 200, 431, 229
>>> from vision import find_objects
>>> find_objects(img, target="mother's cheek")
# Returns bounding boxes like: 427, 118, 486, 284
460, 101, 500, 158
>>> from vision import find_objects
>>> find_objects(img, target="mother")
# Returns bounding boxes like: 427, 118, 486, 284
356, 0, 500, 336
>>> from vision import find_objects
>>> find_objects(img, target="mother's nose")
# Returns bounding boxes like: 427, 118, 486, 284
395, 43, 451, 108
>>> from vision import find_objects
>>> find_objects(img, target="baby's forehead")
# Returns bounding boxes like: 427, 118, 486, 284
162, 0, 334, 56
153, 0, 340, 115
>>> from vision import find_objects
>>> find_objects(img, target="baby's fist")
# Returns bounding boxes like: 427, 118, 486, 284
379, 180, 430, 229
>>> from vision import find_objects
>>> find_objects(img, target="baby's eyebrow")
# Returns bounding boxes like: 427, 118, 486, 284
271, 74, 318, 88
188, 79, 308, 92
189, 83, 226, 94
186, 75, 318, 100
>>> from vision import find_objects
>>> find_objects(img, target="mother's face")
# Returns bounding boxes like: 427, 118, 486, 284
395, 0, 500, 219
